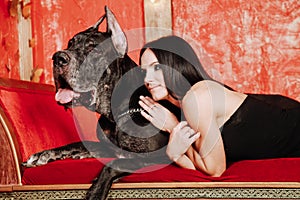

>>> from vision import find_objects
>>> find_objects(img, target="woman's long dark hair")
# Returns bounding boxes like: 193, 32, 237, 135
139, 35, 213, 99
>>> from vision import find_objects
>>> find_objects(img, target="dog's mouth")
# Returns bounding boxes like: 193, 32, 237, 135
55, 87, 96, 109
55, 88, 80, 104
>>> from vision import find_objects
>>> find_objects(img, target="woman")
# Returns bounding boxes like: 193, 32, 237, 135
138, 35, 300, 177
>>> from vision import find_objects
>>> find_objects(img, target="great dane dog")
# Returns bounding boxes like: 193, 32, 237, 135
23, 6, 180, 200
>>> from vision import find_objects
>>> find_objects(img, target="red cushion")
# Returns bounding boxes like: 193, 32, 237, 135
122, 158, 300, 182
22, 158, 215, 185
22, 157, 300, 184
120, 164, 217, 182
22, 158, 113, 184
223, 158, 300, 181
72, 106, 99, 142
0, 80, 98, 162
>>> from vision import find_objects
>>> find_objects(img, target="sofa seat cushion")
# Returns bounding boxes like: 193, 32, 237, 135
22, 157, 300, 185
222, 157, 300, 181
21, 158, 213, 184
121, 157, 300, 182
22, 158, 113, 184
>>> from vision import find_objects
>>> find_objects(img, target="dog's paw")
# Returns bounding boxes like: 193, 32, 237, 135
22, 150, 54, 167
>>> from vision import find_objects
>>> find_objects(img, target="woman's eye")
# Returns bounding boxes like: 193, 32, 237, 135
154, 64, 162, 71
138, 68, 146, 74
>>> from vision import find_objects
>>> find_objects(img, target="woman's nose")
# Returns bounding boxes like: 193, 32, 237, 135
144, 70, 154, 84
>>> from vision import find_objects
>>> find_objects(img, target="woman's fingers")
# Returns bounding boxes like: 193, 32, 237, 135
138, 98, 150, 111
140, 110, 152, 122
172, 121, 200, 141
188, 131, 198, 139
141, 96, 156, 104
189, 132, 200, 141
139, 96, 152, 107
138, 96, 180, 132
139, 96, 157, 113
167, 121, 200, 161
173, 121, 188, 131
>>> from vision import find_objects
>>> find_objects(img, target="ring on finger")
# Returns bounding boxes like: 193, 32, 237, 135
150, 105, 156, 109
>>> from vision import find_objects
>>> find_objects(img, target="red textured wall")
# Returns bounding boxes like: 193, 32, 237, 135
0, 0, 20, 79
0, 1, 299, 101
172, 0, 300, 101
31, 0, 144, 84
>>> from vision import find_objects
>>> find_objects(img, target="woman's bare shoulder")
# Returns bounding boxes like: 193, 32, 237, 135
182, 81, 218, 121
183, 80, 226, 102
181, 81, 220, 136
182, 80, 231, 120
190, 80, 225, 92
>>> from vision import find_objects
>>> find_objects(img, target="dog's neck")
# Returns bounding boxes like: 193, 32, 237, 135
119, 54, 137, 74
97, 54, 138, 122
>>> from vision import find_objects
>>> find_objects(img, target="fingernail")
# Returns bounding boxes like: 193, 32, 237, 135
139, 96, 144, 99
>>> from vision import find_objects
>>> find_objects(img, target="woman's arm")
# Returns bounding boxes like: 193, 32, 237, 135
174, 153, 196, 170
182, 81, 227, 177
166, 121, 200, 168
138, 96, 200, 169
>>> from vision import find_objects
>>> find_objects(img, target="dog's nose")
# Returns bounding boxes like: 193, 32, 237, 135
52, 51, 70, 68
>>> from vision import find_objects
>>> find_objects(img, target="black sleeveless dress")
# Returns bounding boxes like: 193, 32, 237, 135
221, 94, 300, 162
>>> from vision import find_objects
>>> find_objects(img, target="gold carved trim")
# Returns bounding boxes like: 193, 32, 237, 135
0, 112, 22, 185
1, 187, 300, 199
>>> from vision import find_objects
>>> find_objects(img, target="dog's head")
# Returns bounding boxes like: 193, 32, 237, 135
52, 6, 131, 119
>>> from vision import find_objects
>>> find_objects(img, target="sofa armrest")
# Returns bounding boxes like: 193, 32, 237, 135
0, 106, 21, 185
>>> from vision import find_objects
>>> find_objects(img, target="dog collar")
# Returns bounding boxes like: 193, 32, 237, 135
117, 108, 144, 119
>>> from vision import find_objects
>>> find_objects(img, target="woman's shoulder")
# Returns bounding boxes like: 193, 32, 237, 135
182, 80, 243, 113
182, 80, 222, 109
188, 80, 227, 95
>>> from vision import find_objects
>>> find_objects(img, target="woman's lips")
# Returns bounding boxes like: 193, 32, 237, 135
148, 85, 159, 92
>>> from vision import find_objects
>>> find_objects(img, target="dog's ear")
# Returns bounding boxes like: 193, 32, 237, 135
105, 6, 128, 57
93, 14, 106, 30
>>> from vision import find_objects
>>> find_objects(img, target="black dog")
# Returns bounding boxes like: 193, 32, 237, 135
23, 6, 180, 200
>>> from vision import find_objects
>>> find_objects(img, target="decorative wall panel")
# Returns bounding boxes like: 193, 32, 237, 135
172, 0, 300, 101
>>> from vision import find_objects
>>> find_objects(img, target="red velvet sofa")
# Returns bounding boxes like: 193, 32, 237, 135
0, 77, 300, 199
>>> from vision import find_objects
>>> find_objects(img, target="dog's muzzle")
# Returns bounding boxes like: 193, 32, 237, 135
52, 51, 97, 109
52, 51, 71, 70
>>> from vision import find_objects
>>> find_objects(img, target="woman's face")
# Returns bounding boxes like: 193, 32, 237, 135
140, 48, 169, 101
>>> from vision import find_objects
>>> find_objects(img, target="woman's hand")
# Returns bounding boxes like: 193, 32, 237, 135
139, 96, 179, 132
166, 121, 200, 161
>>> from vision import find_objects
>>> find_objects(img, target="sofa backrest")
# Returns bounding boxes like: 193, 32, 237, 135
0, 78, 98, 163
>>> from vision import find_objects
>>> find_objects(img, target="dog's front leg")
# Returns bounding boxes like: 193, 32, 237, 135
22, 141, 106, 167
85, 156, 169, 200
85, 160, 130, 200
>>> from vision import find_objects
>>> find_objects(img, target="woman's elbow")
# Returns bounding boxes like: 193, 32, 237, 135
206, 167, 226, 177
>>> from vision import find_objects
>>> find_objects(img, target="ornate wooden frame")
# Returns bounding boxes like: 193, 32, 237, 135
1, 183, 300, 199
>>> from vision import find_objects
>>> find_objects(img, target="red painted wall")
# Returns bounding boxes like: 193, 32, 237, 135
172, 0, 300, 101
0, 1, 299, 101
0, 0, 20, 79
31, 0, 144, 84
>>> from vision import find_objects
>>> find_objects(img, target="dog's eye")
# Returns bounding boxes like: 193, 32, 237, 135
67, 39, 75, 48
85, 39, 95, 49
